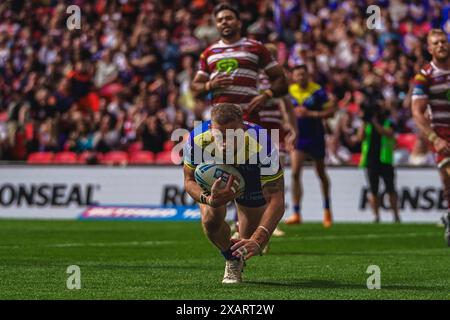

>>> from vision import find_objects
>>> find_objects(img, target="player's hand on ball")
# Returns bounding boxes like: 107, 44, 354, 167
207, 175, 237, 207
434, 137, 450, 155
231, 238, 261, 260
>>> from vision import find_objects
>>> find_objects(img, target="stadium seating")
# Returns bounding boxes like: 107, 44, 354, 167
27, 152, 54, 164
128, 151, 155, 165
53, 152, 78, 164
396, 133, 417, 153
78, 151, 103, 164
350, 153, 361, 166
154, 151, 177, 165
102, 151, 129, 165
163, 141, 175, 151
127, 142, 143, 154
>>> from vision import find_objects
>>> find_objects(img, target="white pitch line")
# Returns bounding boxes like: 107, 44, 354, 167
0, 232, 440, 249
0, 245, 20, 249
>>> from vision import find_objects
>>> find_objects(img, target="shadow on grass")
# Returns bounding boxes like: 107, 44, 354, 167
270, 251, 450, 257
86, 263, 217, 271
243, 279, 446, 292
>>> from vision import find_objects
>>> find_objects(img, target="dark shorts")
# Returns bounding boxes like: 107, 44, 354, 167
295, 138, 326, 160
366, 164, 396, 195
234, 165, 267, 208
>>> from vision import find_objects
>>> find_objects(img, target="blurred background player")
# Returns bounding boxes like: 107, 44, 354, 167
412, 29, 450, 246
357, 78, 400, 223
190, 3, 288, 122
285, 65, 337, 227
183, 103, 285, 283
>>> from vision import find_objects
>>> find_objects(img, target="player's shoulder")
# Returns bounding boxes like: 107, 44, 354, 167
309, 81, 322, 92
200, 41, 223, 59
416, 62, 434, 79
244, 120, 264, 132
188, 120, 211, 146
288, 82, 300, 92
244, 121, 274, 147
245, 38, 264, 47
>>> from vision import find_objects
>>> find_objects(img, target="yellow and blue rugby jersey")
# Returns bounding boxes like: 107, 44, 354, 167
289, 81, 330, 139
183, 120, 283, 186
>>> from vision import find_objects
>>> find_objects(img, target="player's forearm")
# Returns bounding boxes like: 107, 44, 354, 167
270, 76, 288, 98
311, 102, 337, 119
412, 108, 435, 138
259, 194, 285, 234
260, 176, 285, 236
282, 98, 298, 133
184, 178, 205, 203
411, 99, 435, 138
190, 80, 208, 98
372, 121, 394, 137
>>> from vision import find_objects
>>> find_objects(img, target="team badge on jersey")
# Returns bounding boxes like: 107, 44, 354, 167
217, 58, 238, 73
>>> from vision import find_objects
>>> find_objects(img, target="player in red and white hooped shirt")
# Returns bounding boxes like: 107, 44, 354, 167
412, 29, 450, 247
191, 3, 288, 124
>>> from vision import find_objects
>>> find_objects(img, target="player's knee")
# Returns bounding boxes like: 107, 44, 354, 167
368, 191, 378, 201
291, 170, 301, 181
318, 171, 328, 182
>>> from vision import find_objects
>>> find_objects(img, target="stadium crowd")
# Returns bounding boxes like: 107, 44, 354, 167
0, 0, 446, 165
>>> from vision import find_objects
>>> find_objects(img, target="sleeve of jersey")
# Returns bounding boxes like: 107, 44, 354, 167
411, 72, 429, 100
259, 43, 279, 72
259, 137, 284, 186
197, 52, 210, 78
318, 88, 331, 109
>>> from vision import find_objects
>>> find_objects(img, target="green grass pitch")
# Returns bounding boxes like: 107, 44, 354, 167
0, 219, 449, 299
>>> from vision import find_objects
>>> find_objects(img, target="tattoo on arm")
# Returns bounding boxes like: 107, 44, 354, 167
263, 176, 284, 198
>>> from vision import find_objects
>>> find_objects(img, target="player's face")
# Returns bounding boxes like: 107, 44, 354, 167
210, 119, 245, 156
428, 34, 450, 61
215, 10, 241, 39
292, 68, 308, 87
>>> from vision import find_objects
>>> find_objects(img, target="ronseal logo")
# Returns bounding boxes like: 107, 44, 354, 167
163, 185, 197, 206
0, 183, 98, 207
360, 187, 446, 211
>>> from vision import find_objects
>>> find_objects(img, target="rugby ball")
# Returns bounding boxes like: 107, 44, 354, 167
194, 163, 245, 196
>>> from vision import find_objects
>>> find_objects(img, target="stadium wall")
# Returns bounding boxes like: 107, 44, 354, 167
0, 166, 445, 222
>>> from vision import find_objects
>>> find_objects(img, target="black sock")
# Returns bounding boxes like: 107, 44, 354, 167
221, 248, 238, 260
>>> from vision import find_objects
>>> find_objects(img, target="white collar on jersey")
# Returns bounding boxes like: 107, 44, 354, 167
217, 37, 247, 48
431, 61, 450, 73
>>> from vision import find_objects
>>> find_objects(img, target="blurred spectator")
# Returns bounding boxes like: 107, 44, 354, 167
0, 0, 445, 166
327, 110, 362, 165
27, 119, 58, 153
139, 115, 168, 154
93, 113, 121, 153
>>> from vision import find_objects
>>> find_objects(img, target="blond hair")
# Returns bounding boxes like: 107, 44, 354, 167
211, 103, 243, 125
427, 29, 447, 44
